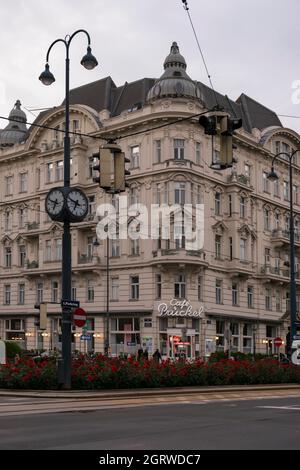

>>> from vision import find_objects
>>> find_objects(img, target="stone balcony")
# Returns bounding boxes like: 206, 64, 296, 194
151, 248, 208, 268
271, 229, 300, 248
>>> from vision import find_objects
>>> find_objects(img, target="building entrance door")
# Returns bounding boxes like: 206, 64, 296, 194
167, 332, 195, 360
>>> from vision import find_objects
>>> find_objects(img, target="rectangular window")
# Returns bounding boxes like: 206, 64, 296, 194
87, 236, 94, 259
274, 179, 280, 197
294, 185, 298, 205
216, 279, 222, 304
247, 286, 254, 308
131, 238, 140, 256
19, 173, 28, 193
229, 195, 232, 217
5, 176, 13, 196
174, 223, 185, 249
19, 245, 26, 267
51, 281, 59, 303
87, 280, 95, 302
130, 187, 139, 205
19, 208, 27, 228
111, 239, 120, 257
5, 247, 12, 268
265, 248, 271, 266
18, 283, 25, 305
55, 161, 63, 181
263, 172, 270, 193
243, 324, 253, 353
88, 156, 96, 179
4, 211, 11, 231
215, 235, 222, 259
229, 237, 233, 261
240, 239, 246, 261
72, 281, 77, 301
284, 181, 290, 201
111, 277, 119, 301
240, 197, 246, 218
144, 318, 152, 328
195, 142, 201, 164
275, 290, 281, 312
55, 239, 62, 261
4, 285, 11, 305
131, 145, 140, 168
174, 182, 186, 205
46, 163, 54, 183
216, 320, 225, 350
264, 209, 271, 231
156, 274, 162, 300
174, 274, 186, 299
88, 196, 96, 216
245, 164, 251, 181
232, 283, 239, 306
215, 192, 221, 216
155, 140, 162, 163
265, 288, 272, 311
36, 282, 43, 304
198, 276, 203, 301
174, 139, 185, 160
45, 240, 51, 262
131, 276, 139, 300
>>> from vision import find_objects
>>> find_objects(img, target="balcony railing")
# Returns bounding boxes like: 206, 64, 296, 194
25, 260, 39, 269
77, 254, 100, 265
26, 222, 40, 231
272, 229, 300, 243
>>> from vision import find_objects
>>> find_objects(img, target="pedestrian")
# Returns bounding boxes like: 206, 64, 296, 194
137, 347, 143, 360
143, 348, 149, 361
152, 349, 162, 363
14, 353, 20, 364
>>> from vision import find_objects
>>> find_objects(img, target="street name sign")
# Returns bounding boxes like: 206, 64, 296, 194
61, 299, 80, 309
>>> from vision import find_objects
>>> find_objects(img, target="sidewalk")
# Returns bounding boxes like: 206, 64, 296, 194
0, 383, 300, 399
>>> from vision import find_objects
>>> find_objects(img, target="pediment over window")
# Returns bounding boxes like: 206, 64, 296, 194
49, 223, 63, 235
1, 235, 12, 244
212, 221, 228, 234
238, 224, 252, 238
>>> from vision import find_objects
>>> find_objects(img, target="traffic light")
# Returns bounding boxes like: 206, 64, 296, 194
114, 151, 130, 192
199, 113, 242, 170
92, 143, 130, 193
92, 147, 112, 190
219, 116, 242, 169
34, 303, 47, 330
199, 115, 218, 135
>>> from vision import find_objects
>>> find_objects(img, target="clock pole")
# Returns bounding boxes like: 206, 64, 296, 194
39, 31, 98, 389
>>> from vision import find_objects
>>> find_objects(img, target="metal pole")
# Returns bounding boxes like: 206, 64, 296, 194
61, 50, 72, 389
289, 157, 297, 351
106, 236, 110, 355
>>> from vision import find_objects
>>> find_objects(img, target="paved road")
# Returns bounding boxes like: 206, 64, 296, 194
1, 394, 300, 449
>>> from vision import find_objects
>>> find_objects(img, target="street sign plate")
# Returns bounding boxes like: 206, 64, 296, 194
61, 299, 80, 309
73, 308, 87, 328
274, 337, 283, 348
80, 335, 92, 341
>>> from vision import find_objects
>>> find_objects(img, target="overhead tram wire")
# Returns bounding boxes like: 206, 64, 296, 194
0, 109, 214, 144
181, 0, 220, 109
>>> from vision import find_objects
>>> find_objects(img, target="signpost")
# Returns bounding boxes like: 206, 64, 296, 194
73, 308, 87, 328
274, 337, 283, 348
61, 299, 80, 309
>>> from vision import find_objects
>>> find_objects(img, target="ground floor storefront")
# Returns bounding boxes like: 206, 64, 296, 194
0, 307, 289, 359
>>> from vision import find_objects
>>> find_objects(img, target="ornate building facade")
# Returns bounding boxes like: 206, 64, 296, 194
0, 42, 299, 358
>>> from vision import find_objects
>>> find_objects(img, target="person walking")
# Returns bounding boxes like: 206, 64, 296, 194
152, 349, 162, 363
143, 348, 149, 360
137, 347, 143, 360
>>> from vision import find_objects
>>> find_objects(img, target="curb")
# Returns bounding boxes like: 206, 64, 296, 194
0, 384, 300, 399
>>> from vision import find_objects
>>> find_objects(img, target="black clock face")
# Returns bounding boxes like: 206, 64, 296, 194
45, 188, 65, 219
66, 189, 88, 221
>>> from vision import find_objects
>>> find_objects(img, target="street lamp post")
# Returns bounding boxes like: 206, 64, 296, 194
268, 149, 300, 354
39, 30, 98, 389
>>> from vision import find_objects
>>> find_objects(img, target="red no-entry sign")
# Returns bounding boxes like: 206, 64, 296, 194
274, 337, 283, 348
73, 308, 87, 328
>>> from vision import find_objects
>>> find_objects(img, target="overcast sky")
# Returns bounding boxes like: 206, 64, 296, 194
1, 0, 300, 132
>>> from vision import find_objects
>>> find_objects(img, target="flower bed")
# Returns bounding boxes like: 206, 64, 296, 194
0, 355, 299, 390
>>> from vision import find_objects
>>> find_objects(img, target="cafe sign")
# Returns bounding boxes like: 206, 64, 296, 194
158, 299, 204, 318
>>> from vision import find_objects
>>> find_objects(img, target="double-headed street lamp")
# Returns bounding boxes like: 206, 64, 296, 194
268, 149, 300, 353
39, 30, 98, 389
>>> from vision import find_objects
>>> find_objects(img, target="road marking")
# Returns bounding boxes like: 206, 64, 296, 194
257, 406, 300, 410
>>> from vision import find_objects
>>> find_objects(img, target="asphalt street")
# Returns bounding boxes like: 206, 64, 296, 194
1, 396, 300, 450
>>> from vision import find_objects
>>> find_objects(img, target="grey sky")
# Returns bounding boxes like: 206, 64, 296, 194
1, 0, 300, 132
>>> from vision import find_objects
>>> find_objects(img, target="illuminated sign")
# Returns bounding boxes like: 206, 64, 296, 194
158, 299, 204, 318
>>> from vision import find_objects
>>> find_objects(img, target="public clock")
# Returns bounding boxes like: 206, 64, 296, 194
45, 187, 65, 221
65, 188, 88, 222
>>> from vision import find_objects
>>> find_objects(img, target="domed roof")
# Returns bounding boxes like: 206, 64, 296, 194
147, 42, 202, 102
0, 100, 28, 147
